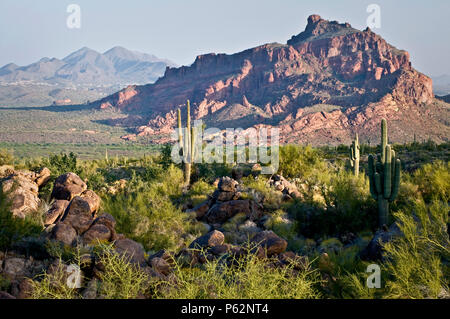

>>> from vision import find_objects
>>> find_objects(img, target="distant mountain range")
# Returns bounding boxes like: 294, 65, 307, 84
0, 47, 177, 107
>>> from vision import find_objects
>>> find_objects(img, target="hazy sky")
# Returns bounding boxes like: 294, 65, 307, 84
0, 0, 449, 76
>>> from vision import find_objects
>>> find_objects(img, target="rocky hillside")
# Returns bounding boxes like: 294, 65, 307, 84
98, 15, 449, 145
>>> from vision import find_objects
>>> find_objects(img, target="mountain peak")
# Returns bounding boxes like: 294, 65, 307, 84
287, 14, 357, 45
307, 14, 322, 24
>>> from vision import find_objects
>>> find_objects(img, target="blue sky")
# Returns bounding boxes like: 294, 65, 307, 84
0, 0, 449, 76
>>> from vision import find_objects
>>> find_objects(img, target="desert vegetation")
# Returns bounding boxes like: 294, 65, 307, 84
0, 133, 449, 299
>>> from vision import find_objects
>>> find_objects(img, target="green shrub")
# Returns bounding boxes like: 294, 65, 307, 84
150, 248, 321, 299
31, 259, 82, 299
186, 180, 215, 206
325, 170, 377, 233
0, 148, 14, 166
94, 243, 150, 299
263, 210, 297, 241
279, 145, 329, 181
102, 165, 194, 251
413, 161, 449, 203
382, 200, 449, 298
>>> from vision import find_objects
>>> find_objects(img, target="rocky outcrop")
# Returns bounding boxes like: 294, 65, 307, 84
51, 172, 87, 201
96, 15, 448, 145
269, 174, 302, 200
1, 167, 51, 218
186, 177, 263, 225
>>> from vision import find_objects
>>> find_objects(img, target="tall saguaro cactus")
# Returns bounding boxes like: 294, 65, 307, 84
177, 100, 196, 186
349, 134, 360, 176
367, 119, 401, 227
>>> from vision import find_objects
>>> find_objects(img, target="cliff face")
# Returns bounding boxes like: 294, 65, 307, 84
97, 15, 448, 145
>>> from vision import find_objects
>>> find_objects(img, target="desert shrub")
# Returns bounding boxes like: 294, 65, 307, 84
31, 259, 82, 299
186, 180, 216, 206
263, 210, 297, 241
324, 170, 377, 233
150, 248, 321, 299
0, 148, 14, 166
382, 199, 449, 298
0, 188, 42, 250
412, 161, 449, 203
44, 152, 79, 177
390, 173, 420, 212
338, 272, 382, 299
242, 176, 283, 211
94, 243, 150, 299
102, 165, 194, 251
159, 143, 173, 169
279, 145, 329, 181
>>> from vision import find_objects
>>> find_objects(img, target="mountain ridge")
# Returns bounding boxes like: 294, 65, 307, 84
97, 14, 448, 145
0, 47, 177, 87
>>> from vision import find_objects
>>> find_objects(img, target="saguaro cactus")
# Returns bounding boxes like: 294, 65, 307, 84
177, 100, 196, 186
367, 119, 401, 227
349, 134, 360, 176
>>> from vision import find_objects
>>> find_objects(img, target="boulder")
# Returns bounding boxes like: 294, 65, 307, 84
269, 175, 302, 200
360, 223, 402, 261
175, 248, 199, 267
0, 291, 16, 299
186, 201, 210, 219
189, 230, 225, 249
3, 257, 26, 279
213, 189, 241, 202
15, 278, 34, 299
44, 200, 69, 226
150, 257, 171, 276
51, 173, 87, 201
148, 249, 175, 267
114, 238, 146, 264
250, 231, 287, 257
51, 223, 78, 246
218, 177, 239, 192
82, 224, 112, 245
209, 244, 232, 256
93, 213, 116, 232
61, 191, 100, 234
1, 173, 40, 218
206, 200, 251, 224
34, 167, 51, 187
238, 220, 261, 234
0, 165, 14, 178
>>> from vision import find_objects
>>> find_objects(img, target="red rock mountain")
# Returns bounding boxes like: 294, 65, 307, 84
97, 15, 449, 145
